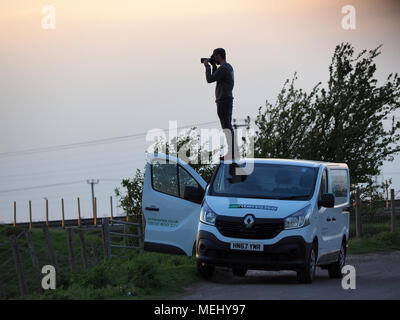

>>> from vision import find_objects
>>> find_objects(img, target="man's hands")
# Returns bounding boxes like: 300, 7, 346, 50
203, 59, 217, 69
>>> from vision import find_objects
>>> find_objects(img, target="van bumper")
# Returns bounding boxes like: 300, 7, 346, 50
196, 230, 312, 271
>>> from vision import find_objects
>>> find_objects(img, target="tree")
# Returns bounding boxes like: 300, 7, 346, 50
255, 43, 400, 185
114, 169, 144, 218
254, 74, 319, 160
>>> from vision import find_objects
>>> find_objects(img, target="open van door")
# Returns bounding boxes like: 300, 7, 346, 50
142, 153, 207, 256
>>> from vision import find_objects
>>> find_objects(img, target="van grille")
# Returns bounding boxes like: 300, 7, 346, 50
215, 216, 284, 240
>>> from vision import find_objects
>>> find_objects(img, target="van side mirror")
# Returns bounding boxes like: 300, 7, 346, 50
319, 193, 335, 208
183, 186, 204, 204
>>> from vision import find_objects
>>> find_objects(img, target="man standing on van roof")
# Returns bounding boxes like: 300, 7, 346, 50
203, 48, 239, 161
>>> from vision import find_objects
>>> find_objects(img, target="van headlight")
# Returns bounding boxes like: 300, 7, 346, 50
200, 202, 217, 226
284, 205, 312, 229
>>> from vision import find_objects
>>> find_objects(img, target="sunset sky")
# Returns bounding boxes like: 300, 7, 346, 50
0, 0, 399, 222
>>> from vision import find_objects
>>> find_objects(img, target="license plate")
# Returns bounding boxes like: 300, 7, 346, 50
230, 242, 263, 251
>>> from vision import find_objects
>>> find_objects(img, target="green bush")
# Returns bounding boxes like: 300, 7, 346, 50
71, 265, 110, 289
128, 255, 162, 290
375, 231, 400, 247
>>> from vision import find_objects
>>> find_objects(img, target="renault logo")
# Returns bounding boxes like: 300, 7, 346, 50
243, 214, 255, 228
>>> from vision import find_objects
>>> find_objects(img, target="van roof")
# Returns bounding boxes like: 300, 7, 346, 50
148, 153, 348, 169
240, 158, 348, 169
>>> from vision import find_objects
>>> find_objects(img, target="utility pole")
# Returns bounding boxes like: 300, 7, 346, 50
87, 179, 99, 219
233, 118, 249, 130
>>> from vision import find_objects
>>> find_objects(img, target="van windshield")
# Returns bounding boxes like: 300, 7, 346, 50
210, 163, 318, 200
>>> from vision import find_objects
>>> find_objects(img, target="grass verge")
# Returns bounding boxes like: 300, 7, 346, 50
348, 231, 400, 255
0, 224, 197, 300
23, 252, 197, 300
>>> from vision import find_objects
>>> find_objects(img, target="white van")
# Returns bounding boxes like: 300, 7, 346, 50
142, 154, 350, 283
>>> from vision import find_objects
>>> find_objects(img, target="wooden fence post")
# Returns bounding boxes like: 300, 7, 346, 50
77, 197, 81, 227
10, 234, 27, 296
91, 242, 99, 266
385, 180, 389, 209
77, 230, 88, 270
42, 225, 59, 270
101, 220, 107, 262
110, 196, 113, 221
61, 198, 65, 228
25, 230, 42, 292
391, 189, 396, 232
28, 200, 32, 230
94, 197, 97, 226
355, 187, 362, 237
13, 201, 16, 227
102, 218, 111, 261
66, 228, 77, 271
106, 220, 111, 259
45, 199, 49, 226
369, 185, 372, 209
141, 211, 145, 244
137, 223, 143, 254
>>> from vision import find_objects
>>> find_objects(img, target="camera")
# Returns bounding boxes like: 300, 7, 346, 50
200, 55, 216, 65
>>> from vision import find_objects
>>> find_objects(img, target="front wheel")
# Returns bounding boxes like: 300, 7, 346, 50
196, 261, 215, 279
297, 243, 317, 284
232, 267, 247, 277
328, 241, 346, 279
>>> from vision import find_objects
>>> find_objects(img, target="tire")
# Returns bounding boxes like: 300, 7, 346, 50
232, 267, 247, 277
297, 243, 317, 284
328, 241, 346, 279
196, 260, 215, 279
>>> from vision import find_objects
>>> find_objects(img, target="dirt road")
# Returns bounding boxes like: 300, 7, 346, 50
180, 251, 400, 300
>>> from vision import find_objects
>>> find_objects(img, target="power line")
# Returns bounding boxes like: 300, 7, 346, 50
0, 178, 133, 194
0, 180, 85, 193
0, 120, 220, 159
0, 153, 146, 180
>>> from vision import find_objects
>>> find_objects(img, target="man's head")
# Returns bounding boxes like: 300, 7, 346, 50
212, 48, 226, 65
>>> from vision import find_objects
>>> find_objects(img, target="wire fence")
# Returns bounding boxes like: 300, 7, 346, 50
0, 216, 143, 300
349, 187, 399, 237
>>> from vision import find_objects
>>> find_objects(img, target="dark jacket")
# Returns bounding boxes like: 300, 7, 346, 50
205, 62, 234, 102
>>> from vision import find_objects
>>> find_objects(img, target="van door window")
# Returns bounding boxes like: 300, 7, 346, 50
151, 162, 201, 199
330, 169, 349, 205
318, 168, 328, 203
151, 162, 179, 197
178, 166, 201, 198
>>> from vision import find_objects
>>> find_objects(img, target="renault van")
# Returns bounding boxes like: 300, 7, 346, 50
142, 154, 350, 283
